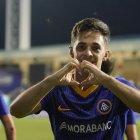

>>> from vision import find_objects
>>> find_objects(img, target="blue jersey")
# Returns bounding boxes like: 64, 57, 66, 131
0, 92, 9, 117
40, 77, 136, 140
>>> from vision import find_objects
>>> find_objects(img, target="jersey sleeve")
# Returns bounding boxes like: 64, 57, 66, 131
127, 109, 136, 124
39, 86, 59, 114
115, 77, 138, 113
116, 77, 137, 89
0, 94, 10, 117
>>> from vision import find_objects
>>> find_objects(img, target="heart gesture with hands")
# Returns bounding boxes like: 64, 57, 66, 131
80, 60, 108, 87
53, 59, 81, 86
59, 59, 108, 88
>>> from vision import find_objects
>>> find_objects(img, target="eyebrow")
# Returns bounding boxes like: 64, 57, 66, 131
77, 42, 86, 45
92, 42, 101, 46
77, 42, 101, 47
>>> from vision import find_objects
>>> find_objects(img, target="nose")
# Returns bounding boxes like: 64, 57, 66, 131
86, 48, 92, 56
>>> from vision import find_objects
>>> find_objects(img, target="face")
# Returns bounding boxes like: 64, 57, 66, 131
70, 31, 109, 69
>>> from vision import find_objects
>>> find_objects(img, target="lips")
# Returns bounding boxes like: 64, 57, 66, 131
78, 56, 97, 64
80, 59, 96, 64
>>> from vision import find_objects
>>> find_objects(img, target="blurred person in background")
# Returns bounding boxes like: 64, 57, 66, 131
0, 91, 16, 140
10, 18, 140, 140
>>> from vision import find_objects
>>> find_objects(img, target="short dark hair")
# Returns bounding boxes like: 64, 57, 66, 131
71, 18, 113, 74
71, 18, 110, 46
101, 59, 115, 75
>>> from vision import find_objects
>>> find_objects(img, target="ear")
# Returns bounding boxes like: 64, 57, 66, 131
69, 46, 74, 58
103, 50, 110, 61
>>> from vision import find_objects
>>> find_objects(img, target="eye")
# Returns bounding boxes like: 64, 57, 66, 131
91, 44, 100, 52
76, 44, 86, 51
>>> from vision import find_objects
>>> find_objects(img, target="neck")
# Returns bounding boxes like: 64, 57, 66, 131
74, 70, 93, 90
74, 70, 88, 81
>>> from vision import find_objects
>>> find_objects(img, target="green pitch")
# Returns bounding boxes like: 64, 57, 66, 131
0, 117, 140, 140
0, 117, 53, 140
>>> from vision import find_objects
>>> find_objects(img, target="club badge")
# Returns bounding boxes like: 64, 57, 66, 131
97, 99, 112, 115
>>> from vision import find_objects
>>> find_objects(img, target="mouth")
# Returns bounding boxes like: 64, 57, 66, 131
80, 59, 96, 64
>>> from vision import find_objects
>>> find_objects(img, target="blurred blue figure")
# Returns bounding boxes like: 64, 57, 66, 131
0, 91, 16, 140
126, 109, 138, 140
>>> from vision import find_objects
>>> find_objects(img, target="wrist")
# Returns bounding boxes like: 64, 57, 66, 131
101, 74, 113, 87
43, 75, 59, 86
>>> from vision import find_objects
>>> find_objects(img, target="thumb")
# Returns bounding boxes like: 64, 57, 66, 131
53, 62, 78, 81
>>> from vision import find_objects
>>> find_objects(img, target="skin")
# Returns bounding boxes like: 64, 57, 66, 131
126, 124, 138, 140
69, 31, 109, 89
1, 114, 16, 140
10, 31, 140, 118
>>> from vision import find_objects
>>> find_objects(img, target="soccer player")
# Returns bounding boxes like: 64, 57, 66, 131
0, 92, 16, 140
10, 18, 140, 139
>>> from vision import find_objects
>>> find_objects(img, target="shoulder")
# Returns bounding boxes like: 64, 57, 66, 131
127, 109, 136, 124
115, 77, 136, 88
44, 85, 70, 98
50, 85, 69, 92
116, 77, 129, 83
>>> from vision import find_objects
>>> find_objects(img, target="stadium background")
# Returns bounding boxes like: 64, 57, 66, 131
0, 0, 140, 139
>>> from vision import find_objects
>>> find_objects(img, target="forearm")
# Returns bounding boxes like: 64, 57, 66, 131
2, 115, 16, 140
102, 75, 140, 113
5, 128, 16, 140
10, 62, 75, 118
10, 76, 57, 118
126, 124, 138, 140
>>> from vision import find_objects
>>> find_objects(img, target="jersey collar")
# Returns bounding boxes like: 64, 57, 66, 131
71, 85, 99, 98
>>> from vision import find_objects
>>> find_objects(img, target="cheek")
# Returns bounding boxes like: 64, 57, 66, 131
74, 53, 84, 62
96, 54, 104, 65
73, 52, 78, 58
73, 50, 81, 58
99, 51, 106, 59
70, 48, 78, 58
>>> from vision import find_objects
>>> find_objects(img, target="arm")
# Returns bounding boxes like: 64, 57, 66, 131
102, 76, 140, 112
126, 124, 138, 140
10, 60, 80, 118
81, 60, 140, 113
125, 110, 138, 140
1, 114, 16, 140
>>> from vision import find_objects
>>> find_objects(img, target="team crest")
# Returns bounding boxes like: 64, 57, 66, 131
97, 99, 112, 115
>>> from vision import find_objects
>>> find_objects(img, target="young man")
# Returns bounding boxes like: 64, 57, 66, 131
10, 18, 140, 139
0, 92, 16, 140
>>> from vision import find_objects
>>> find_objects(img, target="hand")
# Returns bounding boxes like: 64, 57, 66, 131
60, 71, 80, 86
50, 59, 81, 86
80, 60, 107, 86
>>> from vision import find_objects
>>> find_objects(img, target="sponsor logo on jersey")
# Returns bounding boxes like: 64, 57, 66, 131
97, 99, 112, 115
59, 121, 112, 133
58, 105, 72, 112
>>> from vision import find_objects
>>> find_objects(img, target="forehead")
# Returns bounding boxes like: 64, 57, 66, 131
74, 31, 106, 46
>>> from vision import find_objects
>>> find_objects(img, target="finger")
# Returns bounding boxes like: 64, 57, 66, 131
71, 58, 81, 71
81, 79, 97, 87
81, 60, 97, 71
60, 71, 74, 85
66, 71, 80, 85
69, 80, 80, 86
80, 73, 94, 86
81, 80, 89, 86
56, 61, 78, 80
60, 76, 80, 86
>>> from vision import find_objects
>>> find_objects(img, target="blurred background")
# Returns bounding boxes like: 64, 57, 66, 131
0, 0, 140, 139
